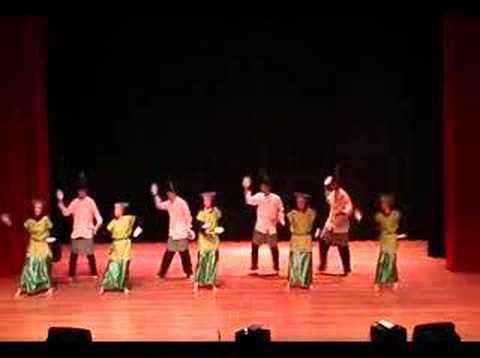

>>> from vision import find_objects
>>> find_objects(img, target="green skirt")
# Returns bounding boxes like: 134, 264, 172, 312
20, 256, 52, 294
102, 259, 129, 290
195, 249, 218, 286
289, 251, 312, 288
374, 251, 398, 285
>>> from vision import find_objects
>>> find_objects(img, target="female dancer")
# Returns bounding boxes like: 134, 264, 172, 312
194, 192, 223, 292
99, 202, 142, 295
286, 193, 316, 289
374, 194, 405, 292
1, 200, 54, 297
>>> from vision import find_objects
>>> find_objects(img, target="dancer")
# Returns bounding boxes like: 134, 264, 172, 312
242, 175, 285, 274
1, 200, 54, 297
151, 181, 194, 279
286, 193, 316, 289
57, 174, 103, 281
194, 192, 224, 292
100, 202, 143, 295
317, 176, 353, 276
374, 194, 405, 292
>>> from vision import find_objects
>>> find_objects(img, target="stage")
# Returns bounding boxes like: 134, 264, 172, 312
0, 240, 479, 341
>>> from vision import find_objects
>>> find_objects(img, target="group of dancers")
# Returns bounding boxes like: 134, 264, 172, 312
0, 173, 405, 297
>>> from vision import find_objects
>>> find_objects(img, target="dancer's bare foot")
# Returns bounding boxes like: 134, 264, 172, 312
393, 282, 399, 291
373, 284, 380, 293
46, 288, 54, 297
92, 275, 98, 281
212, 285, 218, 293
193, 283, 198, 292
124, 288, 130, 295
14, 289, 22, 298
98, 287, 105, 295
68, 276, 74, 283
285, 283, 291, 292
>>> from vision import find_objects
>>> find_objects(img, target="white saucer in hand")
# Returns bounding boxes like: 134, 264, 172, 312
46, 237, 57, 244
214, 227, 225, 234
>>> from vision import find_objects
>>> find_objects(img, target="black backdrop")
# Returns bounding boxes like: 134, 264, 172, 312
48, 16, 444, 256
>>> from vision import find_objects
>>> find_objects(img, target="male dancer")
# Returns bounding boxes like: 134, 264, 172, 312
317, 175, 353, 276
242, 175, 285, 274
151, 181, 194, 279
57, 176, 103, 280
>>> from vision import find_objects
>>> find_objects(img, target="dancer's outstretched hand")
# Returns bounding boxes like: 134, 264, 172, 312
187, 230, 196, 241
56, 189, 64, 202
242, 176, 252, 190
0, 213, 12, 227
150, 183, 159, 196
354, 208, 363, 222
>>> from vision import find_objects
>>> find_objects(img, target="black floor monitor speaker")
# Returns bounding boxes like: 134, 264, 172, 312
413, 322, 461, 343
47, 327, 92, 344
370, 320, 407, 344
235, 325, 271, 345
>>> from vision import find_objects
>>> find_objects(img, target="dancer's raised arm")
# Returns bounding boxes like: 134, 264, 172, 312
151, 182, 169, 210
56, 189, 72, 217
242, 176, 259, 206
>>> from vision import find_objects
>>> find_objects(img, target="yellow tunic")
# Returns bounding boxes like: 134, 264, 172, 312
287, 208, 316, 252
375, 210, 401, 255
106, 215, 136, 261
196, 207, 222, 252
24, 216, 53, 258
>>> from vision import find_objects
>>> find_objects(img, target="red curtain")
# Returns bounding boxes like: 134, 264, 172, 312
0, 17, 49, 276
444, 16, 480, 272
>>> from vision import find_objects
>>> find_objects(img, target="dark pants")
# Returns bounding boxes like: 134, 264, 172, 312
251, 243, 280, 271
158, 250, 193, 277
319, 240, 351, 274
68, 253, 98, 277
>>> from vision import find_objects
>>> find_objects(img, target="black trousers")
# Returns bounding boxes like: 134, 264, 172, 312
319, 240, 351, 274
158, 250, 193, 277
251, 243, 280, 271
68, 253, 97, 277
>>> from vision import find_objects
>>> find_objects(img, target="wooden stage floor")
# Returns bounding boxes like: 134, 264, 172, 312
0, 240, 479, 341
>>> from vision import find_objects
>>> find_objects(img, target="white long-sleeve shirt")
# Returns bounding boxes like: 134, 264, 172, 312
324, 188, 353, 234
61, 196, 103, 239
245, 191, 285, 235
155, 196, 192, 240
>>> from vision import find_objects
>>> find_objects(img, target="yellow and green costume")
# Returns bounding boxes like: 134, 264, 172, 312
287, 208, 316, 288
21, 216, 53, 294
102, 215, 136, 290
374, 210, 401, 285
195, 207, 221, 286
